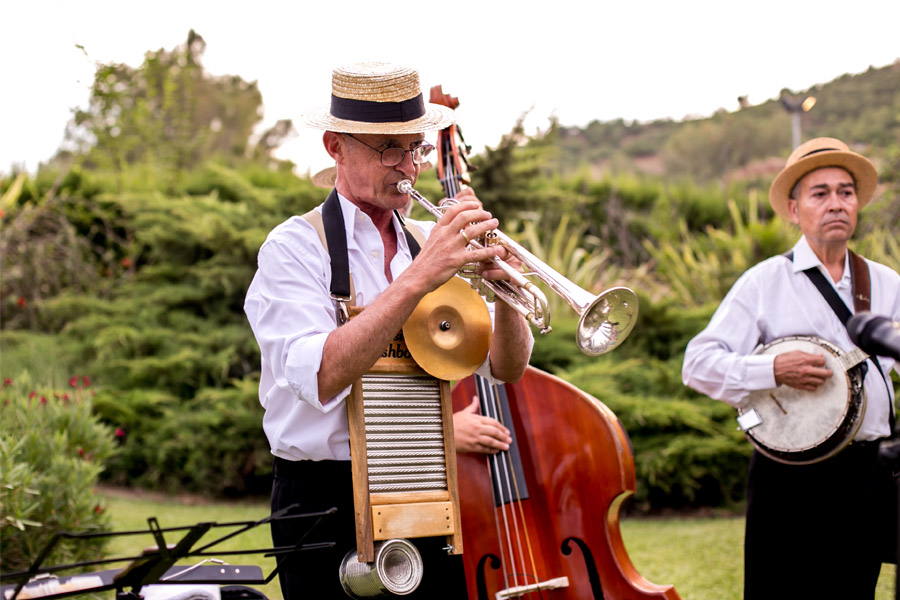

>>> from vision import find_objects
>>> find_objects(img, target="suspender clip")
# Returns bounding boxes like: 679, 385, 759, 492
331, 294, 351, 325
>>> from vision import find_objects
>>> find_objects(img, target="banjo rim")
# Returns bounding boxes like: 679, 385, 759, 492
737, 335, 866, 465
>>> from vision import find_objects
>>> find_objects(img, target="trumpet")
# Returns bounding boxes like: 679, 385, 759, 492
397, 180, 638, 356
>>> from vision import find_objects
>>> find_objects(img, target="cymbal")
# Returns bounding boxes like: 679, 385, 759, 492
403, 275, 491, 381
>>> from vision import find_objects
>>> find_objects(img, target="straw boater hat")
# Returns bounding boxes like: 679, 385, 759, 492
768, 137, 878, 220
302, 62, 455, 134
311, 165, 337, 188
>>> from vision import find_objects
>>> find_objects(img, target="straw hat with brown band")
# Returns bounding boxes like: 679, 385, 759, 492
302, 62, 455, 134
768, 137, 878, 220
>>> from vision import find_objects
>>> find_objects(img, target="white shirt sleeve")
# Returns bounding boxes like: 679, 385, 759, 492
245, 219, 351, 412
682, 268, 777, 407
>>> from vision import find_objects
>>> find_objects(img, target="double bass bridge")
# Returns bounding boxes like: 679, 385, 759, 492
495, 576, 570, 599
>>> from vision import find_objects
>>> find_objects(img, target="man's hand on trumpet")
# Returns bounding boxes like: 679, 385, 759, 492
410, 187, 503, 292
443, 187, 525, 283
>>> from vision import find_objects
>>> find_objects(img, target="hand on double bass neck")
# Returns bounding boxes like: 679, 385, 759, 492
453, 396, 512, 454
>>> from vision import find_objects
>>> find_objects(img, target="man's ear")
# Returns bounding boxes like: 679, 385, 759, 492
323, 131, 343, 162
786, 198, 801, 225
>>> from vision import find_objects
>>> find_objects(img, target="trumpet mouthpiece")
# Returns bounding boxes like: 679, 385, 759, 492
397, 180, 413, 193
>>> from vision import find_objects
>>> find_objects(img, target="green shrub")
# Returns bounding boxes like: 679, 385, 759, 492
0, 374, 117, 572
92, 379, 270, 495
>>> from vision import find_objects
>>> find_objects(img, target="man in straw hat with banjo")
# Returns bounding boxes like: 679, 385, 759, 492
244, 62, 532, 598
683, 137, 900, 597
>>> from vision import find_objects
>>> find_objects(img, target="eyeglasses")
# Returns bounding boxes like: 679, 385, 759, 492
343, 134, 434, 167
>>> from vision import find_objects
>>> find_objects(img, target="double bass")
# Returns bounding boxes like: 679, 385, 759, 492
429, 86, 680, 599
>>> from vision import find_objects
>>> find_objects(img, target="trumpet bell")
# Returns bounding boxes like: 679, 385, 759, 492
576, 287, 639, 356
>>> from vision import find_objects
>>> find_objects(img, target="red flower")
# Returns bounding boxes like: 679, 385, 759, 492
94, 505, 104, 515
82, 375, 92, 388
28, 391, 36, 399
69, 376, 79, 388
115, 427, 125, 438
3, 378, 11, 386
62, 393, 69, 401
16, 297, 26, 307
40, 396, 48, 405
121, 257, 132, 268
78, 448, 85, 456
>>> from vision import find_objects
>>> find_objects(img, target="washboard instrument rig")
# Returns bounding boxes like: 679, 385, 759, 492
736, 336, 868, 465
340, 278, 492, 598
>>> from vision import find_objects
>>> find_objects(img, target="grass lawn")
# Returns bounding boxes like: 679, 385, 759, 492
97, 488, 895, 600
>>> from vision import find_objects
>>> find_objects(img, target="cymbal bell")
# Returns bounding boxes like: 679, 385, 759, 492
403, 275, 491, 381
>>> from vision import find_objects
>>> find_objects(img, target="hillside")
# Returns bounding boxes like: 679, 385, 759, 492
544, 59, 900, 184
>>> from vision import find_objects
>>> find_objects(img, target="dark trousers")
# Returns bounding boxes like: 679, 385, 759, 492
744, 442, 897, 599
270, 457, 468, 599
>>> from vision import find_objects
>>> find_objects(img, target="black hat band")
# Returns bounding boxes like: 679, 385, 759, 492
330, 93, 426, 124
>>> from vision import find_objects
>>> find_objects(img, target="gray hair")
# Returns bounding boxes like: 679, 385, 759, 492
788, 166, 857, 200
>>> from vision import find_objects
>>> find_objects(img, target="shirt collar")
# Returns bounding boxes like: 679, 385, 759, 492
335, 191, 411, 256
791, 235, 851, 285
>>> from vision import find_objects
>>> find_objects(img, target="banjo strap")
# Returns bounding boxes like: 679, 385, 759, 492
783, 249, 895, 428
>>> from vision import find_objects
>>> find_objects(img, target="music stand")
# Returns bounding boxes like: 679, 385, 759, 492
0, 504, 335, 600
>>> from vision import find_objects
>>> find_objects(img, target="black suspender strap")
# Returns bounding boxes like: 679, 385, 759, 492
320, 191, 424, 322
394, 210, 422, 259
322, 190, 351, 300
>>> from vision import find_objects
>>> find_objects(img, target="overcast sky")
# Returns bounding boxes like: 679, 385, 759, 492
2, 0, 898, 177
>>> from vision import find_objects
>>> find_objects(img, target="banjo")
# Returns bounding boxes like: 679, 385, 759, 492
736, 336, 868, 465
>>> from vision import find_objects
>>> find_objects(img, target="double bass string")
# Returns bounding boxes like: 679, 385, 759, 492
476, 376, 519, 590
481, 376, 545, 595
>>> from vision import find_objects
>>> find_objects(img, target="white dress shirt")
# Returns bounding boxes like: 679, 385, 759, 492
683, 235, 900, 441
245, 193, 523, 461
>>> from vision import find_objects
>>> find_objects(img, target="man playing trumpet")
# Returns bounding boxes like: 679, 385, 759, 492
244, 62, 532, 598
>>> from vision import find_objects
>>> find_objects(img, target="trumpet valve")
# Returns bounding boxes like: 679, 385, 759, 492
484, 231, 500, 246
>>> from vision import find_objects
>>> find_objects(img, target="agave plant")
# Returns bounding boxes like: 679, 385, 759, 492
642, 193, 796, 308
504, 213, 635, 319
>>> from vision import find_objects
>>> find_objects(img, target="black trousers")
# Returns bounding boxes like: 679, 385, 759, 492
744, 442, 897, 599
270, 457, 468, 600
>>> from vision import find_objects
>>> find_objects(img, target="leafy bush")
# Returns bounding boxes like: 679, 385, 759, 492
0, 375, 117, 572
92, 380, 270, 495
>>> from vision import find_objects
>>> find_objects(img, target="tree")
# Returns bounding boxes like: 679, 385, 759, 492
66, 30, 291, 182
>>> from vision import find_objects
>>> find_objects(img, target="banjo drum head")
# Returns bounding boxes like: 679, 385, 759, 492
740, 336, 864, 464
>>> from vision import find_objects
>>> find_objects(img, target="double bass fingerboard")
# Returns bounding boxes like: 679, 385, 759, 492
474, 375, 531, 506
